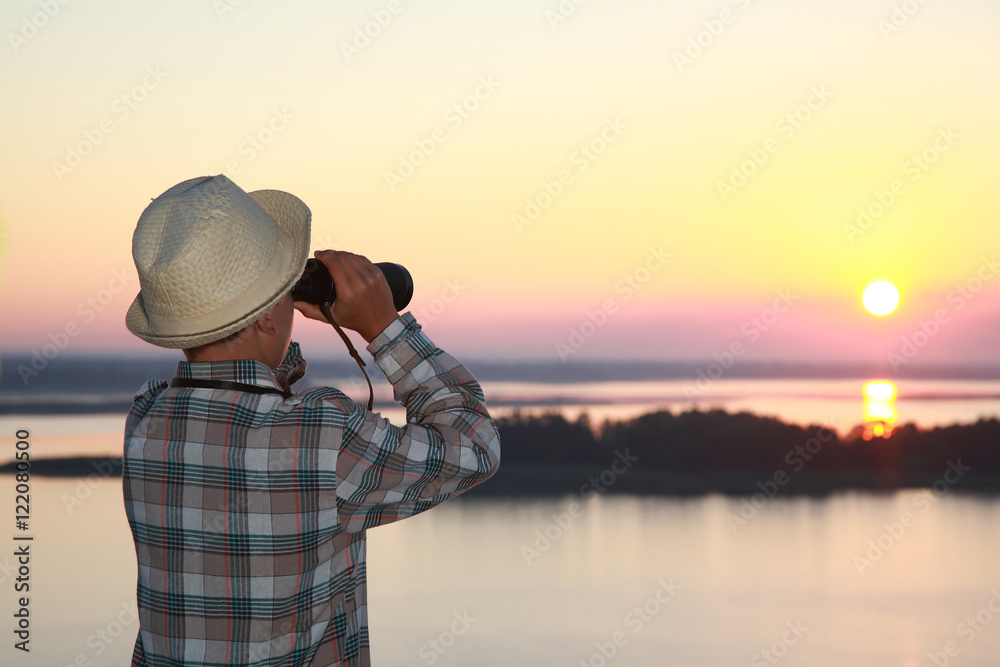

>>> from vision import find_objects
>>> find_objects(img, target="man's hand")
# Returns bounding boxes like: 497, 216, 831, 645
293, 250, 399, 342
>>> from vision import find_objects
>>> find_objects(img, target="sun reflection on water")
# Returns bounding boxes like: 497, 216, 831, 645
862, 380, 897, 440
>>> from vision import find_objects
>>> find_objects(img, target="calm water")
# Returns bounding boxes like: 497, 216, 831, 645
1, 379, 998, 665
1, 478, 998, 667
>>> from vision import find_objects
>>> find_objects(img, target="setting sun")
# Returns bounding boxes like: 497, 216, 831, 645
862, 281, 900, 316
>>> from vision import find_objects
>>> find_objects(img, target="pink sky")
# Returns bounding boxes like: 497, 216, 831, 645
1, 0, 998, 369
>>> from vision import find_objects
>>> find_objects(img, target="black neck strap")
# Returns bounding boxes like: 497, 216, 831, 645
170, 377, 292, 400
170, 303, 375, 411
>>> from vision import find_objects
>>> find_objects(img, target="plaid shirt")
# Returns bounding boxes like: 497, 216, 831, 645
122, 314, 500, 666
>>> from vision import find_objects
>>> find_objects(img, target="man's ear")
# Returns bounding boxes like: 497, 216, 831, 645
254, 309, 277, 336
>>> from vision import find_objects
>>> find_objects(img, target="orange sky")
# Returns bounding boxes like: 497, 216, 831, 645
1, 0, 999, 367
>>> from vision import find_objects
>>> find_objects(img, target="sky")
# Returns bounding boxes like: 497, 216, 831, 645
1, 0, 999, 370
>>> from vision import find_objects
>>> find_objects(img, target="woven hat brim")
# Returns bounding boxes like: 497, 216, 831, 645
125, 188, 311, 349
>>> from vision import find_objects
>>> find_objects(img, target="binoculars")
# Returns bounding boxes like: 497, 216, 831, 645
291, 258, 413, 312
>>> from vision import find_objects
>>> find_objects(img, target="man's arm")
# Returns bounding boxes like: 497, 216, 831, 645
293, 249, 500, 532
334, 313, 500, 532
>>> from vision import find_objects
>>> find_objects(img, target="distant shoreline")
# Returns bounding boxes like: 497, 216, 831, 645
4, 405, 999, 495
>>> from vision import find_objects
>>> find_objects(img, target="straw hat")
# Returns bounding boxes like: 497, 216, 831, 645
125, 175, 311, 349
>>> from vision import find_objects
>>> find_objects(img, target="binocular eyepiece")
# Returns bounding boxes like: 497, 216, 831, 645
291, 258, 413, 312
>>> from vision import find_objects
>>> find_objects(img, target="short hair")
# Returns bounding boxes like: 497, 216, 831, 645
183, 323, 250, 355
214, 325, 251, 345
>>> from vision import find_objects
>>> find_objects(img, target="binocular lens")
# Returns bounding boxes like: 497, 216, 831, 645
291, 258, 413, 312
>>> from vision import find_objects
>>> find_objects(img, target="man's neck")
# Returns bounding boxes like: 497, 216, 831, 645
183, 342, 267, 365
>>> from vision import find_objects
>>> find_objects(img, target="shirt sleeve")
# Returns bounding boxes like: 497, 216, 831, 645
333, 313, 501, 532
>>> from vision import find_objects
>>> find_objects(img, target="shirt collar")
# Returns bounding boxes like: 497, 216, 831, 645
175, 358, 282, 389
173, 341, 305, 392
